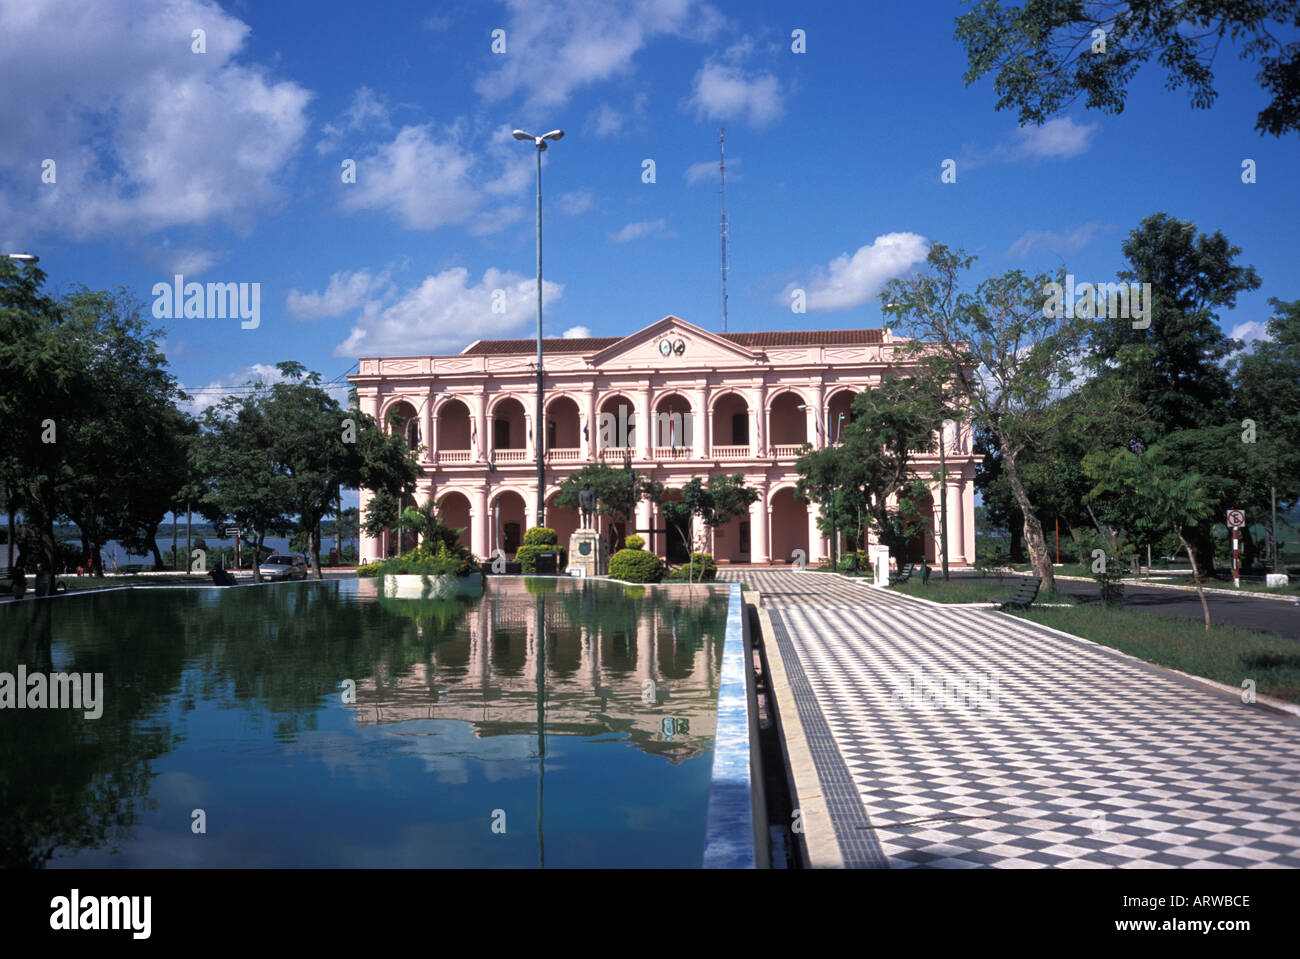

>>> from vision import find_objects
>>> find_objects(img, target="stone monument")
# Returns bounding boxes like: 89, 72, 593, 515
568, 484, 607, 576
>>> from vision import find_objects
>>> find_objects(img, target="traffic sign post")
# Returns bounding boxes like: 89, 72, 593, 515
1227, 510, 1245, 588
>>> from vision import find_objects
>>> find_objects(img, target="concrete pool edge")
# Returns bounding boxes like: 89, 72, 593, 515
702, 583, 758, 868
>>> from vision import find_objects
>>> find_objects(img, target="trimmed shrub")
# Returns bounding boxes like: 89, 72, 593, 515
624, 534, 645, 551
523, 526, 558, 547
515, 544, 567, 574
609, 548, 664, 583
678, 552, 717, 582
357, 543, 479, 578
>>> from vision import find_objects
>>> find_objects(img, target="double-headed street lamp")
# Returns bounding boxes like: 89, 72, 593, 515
6, 252, 39, 266
512, 128, 564, 528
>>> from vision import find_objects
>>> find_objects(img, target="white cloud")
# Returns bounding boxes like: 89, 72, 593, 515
316, 86, 392, 155
1010, 117, 1098, 160
781, 233, 930, 312
687, 61, 783, 127
562, 325, 592, 338
334, 267, 563, 357
685, 156, 740, 185
340, 124, 498, 232
1007, 222, 1106, 258
1230, 320, 1271, 347
476, 0, 722, 108
556, 190, 596, 215
182, 363, 349, 416
610, 218, 668, 243
0, 0, 311, 242
590, 104, 627, 138
286, 269, 393, 320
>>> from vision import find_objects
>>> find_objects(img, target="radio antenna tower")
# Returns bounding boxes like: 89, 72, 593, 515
719, 127, 729, 334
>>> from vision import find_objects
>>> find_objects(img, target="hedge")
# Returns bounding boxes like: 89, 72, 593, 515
523, 526, 558, 546
609, 548, 664, 583
515, 544, 567, 573
624, 534, 645, 550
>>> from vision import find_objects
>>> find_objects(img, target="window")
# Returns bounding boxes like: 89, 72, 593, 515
739, 521, 751, 554
494, 419, 510, 450
547, 420, 557, 450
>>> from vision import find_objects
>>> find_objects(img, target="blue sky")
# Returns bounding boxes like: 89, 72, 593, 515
2, 0, 1296, 416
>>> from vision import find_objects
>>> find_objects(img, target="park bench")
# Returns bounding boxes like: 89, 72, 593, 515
995, 576, 1042, 610
117, 564, 147, 575
0, 566, 10, 581
894, 563, 916, 584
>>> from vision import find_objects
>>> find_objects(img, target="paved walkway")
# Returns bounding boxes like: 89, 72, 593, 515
721, 569, 1300, 868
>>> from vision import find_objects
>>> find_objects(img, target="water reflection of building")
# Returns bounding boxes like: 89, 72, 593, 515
349, 578, 727, 763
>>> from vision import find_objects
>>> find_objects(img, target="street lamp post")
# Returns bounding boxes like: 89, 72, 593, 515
513, 128, 564, 529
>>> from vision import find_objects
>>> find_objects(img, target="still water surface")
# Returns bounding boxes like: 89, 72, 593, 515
0, 577, 729, 868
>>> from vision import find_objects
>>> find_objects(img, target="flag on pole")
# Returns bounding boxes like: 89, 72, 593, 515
582, 417, 589, 443
669, 416, 677, 451
471, 418, 477, 453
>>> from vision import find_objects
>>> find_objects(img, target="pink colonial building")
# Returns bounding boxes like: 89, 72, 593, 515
350, 315, 978, 567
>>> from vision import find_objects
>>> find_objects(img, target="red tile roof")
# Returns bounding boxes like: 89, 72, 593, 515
461, 329, 883, 355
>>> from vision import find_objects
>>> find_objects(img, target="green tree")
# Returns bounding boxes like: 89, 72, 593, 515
1232, 297, 1300, 564
1084, 446, 1216, 628
192, 390, 296, 582
957, 0, 1300, 137
554, 461, 664, 547
660, 475, 759, 582
0, 259, 95, 593
1089, 213, 1260, 436
883, 244, 1091, 591
795, 376, 946, 559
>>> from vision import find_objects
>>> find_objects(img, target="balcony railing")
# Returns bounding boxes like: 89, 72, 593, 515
545, 448, 583, 462
771, 444, 804, 458
493, 449, 527, 463
713, 445, 749, 460
437, 450, 472, 463
598, 446, 632, 460
654, 447, 692, 459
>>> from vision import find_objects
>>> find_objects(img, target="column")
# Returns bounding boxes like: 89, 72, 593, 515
427, 396, 439, 463
471, 393, 487, 462
420, 395, 433, 464
807, 505, 824, 564
753, 382, 767, 457
636, 387, 652, 459
470, 486, 488, 560
946, 478, 966, 564
691, 387, 708, 459
583, 385, 597, 460
811, 381, 826, 449
963, 478, 976, 567
359, 488, 380, 564
750, 483, 769, 564
636, 498, 653, 546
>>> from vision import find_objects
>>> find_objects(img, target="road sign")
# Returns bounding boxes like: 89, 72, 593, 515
1227, 510, 1246, 529
223, 527, 240, 539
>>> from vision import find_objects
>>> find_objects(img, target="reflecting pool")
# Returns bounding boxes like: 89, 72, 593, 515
0, 577, 730, 868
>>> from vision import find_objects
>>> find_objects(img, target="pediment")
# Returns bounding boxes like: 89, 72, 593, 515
590, 316, 757, 368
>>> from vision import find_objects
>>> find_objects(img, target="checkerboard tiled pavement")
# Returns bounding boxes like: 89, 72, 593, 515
720, 569, 1300, 868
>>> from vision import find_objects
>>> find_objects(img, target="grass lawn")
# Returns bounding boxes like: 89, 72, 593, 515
1012, 604, 1300, 704
891, 578, 1076, 606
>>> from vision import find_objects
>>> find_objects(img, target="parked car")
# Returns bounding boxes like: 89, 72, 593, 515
257, 554, 308, 581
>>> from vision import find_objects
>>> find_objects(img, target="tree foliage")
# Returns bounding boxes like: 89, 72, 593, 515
957, 0, 1300, 136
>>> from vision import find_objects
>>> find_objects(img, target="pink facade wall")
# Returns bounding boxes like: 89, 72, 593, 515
349, 316, 980, 566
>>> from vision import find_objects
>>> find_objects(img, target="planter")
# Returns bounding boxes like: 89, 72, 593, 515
381, 572, 484, 600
